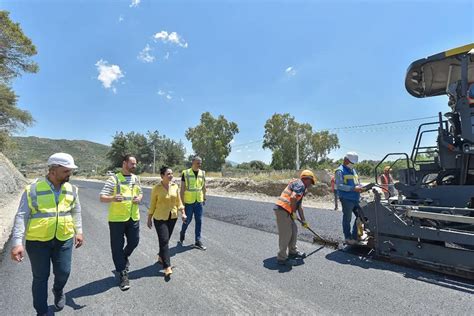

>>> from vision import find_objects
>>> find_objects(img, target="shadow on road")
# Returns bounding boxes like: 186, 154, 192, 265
170, 243, 194, 257
262, 256, 305, 273
65, 263, 165, 310
325, 249, 474, 294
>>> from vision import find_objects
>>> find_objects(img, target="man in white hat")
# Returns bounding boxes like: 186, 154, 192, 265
10, 153, 83, 315
335, 152, 366, 245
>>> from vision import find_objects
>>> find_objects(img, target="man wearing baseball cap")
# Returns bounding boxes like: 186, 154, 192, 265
10, 153, 83, 315
335, 152, 366, 245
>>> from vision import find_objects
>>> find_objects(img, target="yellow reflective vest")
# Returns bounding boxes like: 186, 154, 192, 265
183, 168, 205, 204
25, 179, 77, 242
108, 172, 141, 222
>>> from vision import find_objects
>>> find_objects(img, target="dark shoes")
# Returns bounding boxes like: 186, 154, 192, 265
194, 240, 206, 251
288, 251, 307, 259
119, 270, 130, 291
179, 232, 185, 244
53, 289, 65, 311
277, 258, 297, 266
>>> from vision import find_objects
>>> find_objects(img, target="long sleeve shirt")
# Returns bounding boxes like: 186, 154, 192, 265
11, 178, 83, 247
148, 181, 184, 220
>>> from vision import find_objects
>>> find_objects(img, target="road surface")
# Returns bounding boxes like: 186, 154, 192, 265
0, 180, 472, 315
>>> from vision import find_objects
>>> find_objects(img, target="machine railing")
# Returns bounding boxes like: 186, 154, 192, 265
374, 153, 416, 186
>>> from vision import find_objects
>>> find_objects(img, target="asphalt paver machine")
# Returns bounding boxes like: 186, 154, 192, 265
360, 44, 474, 279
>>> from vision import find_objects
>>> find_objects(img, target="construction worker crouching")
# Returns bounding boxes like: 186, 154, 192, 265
99, 154, 142, 291
335, 152, 366, 245
10, 153, 83, 315
273, 170, 316, 266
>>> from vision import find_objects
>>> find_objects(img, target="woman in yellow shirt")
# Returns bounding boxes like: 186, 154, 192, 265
147, 166, 186, 277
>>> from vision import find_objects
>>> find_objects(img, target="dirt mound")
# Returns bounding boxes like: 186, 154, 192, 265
206, 178, 329, 197
0, 152, 28, 252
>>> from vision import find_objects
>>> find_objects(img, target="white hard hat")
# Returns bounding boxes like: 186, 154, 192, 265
47, 153, 78, 169
345, 152, 359, 164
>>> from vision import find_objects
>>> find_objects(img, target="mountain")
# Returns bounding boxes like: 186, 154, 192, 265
6, 136, 110, 174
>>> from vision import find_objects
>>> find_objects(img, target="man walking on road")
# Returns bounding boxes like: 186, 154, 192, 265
179, 155, 207, 250
273, 170, 316, 266
100, 154, 142, 291
10, 153, 84, 316
335, 152, 366, 245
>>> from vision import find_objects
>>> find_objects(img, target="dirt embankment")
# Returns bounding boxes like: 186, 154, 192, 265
138, 169, 336, 209
0, 152, 28, 252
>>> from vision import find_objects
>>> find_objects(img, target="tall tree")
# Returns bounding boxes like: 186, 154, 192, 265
0, 11, 39, 82
185, 112, 239, 171
263, 113, 339, 169
0, 11, 38, 151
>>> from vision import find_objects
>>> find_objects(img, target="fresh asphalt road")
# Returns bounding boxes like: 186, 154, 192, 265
0, 180, 473, 315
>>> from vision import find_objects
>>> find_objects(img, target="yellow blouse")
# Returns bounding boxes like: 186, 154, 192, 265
148, 181, 184, 220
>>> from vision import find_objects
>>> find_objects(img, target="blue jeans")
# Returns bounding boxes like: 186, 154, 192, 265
25, 238, 73, 315
109, 219, 140, 273
340, 198, 359, 240
180, 202, 203, 242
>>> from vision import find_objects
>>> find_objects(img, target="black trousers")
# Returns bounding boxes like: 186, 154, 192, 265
154, 217, 177, 269
109, 219, 140, 273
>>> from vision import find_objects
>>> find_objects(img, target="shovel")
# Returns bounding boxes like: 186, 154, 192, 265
296, 218, 339, 249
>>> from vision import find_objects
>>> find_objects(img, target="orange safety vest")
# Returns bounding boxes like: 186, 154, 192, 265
275, 179, 304, 214
380, 174, 391, 193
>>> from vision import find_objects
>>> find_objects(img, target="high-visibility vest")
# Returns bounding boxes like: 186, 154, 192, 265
380, 174, 390, 193
108, 172, 141, 222
182, 168, 205, 204
336, 164, 360, 201
275, 179, 304, 214
25, 179, 77, 242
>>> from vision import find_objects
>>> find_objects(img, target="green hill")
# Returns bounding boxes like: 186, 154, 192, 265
6, 136, 110, 175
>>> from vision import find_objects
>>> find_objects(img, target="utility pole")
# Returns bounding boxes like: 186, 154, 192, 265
296, 130, 300, 170
152, 144, 156, 176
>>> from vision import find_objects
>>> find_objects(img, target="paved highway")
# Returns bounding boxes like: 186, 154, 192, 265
0, 180, 472, 315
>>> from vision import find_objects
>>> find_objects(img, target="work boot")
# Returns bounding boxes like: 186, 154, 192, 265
194, 240, 206, 251
288, 251, 307, 259
179, 232, 185, 244
277, 258, 297, 266
119, 270, 130, 291
53, 289, 65, 311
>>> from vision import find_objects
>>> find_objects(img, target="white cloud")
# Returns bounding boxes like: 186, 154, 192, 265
129, 0, 140, 8
164, 52, 170, 60
137, 44, 155, 63
158, 89, 174, 101
95, 59, 124, 92
230, 139, 235, 144
285, 66, 296, 76
118, 15, 124, 22
236, 149, 242, 153
153, 30, 188, 48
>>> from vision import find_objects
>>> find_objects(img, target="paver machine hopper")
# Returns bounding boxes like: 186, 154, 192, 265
359, 43, 474, 279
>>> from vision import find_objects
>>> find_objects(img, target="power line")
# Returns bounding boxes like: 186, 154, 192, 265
231, 116, 438, 148
321, 116, 438, 131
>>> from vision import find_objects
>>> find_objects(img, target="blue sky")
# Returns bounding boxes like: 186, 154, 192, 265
3, 0, 474, 163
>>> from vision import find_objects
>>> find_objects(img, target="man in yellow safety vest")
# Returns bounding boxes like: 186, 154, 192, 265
10, 153, 83, 315
100, 154, 142, 291
179, 155, 207, 250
